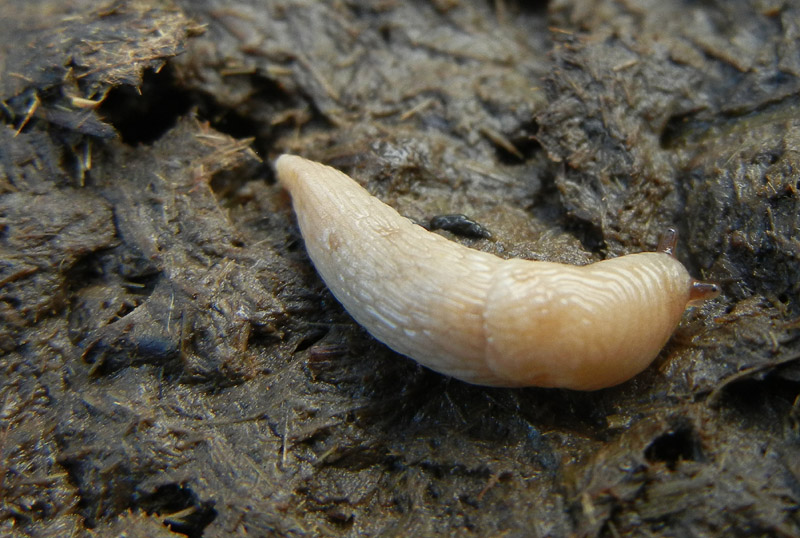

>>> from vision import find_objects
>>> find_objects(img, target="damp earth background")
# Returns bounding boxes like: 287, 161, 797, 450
1, 1, 799, 537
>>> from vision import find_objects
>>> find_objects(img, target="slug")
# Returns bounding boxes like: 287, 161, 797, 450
275, 155, 719, 390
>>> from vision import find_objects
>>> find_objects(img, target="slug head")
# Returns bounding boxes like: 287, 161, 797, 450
658, 227, 720, 308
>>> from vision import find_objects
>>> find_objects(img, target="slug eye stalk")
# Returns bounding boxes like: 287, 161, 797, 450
657, 227, 679, 256
657, 227, 720, 306
689, 280, 721, 305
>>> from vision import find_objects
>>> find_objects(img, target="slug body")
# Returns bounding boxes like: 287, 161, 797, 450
276, 155, 718, 390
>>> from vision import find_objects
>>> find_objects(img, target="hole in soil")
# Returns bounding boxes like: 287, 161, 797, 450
493, 120, 542, 164
135, 483, 217, 538
644, 425, 702, 470
99, 65, 192, 144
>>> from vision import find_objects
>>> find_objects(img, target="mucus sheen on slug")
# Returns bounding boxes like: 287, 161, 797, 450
275, 154, 720, 390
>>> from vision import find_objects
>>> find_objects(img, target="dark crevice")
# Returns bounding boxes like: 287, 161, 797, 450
197, 72, 330, 159
98, 66, 305, 149
197, 72, 295, 143
294, 326, 331, 353
528, 164, 607, 255
660, 93, 800, 149
562, 213, 606, 255
493, 0, 549, 15
713, 364, 800, 425
644, 425, 703, 470
135, 483, 217, 538
659, 108, 714, 150
99, 65, 193, 145
65, 247, 161, 345
493, 119, 542, 164
97, 60, 338, 228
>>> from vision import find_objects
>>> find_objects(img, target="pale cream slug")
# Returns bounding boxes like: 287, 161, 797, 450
275, 154, 719, 390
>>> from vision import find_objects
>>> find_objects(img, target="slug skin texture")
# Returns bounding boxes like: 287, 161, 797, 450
276, 155, 718, 390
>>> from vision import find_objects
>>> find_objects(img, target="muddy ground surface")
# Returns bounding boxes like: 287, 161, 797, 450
1, 0, 799, 536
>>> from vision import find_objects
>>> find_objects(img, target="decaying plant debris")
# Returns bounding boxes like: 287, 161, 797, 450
1, 0, 799, 536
